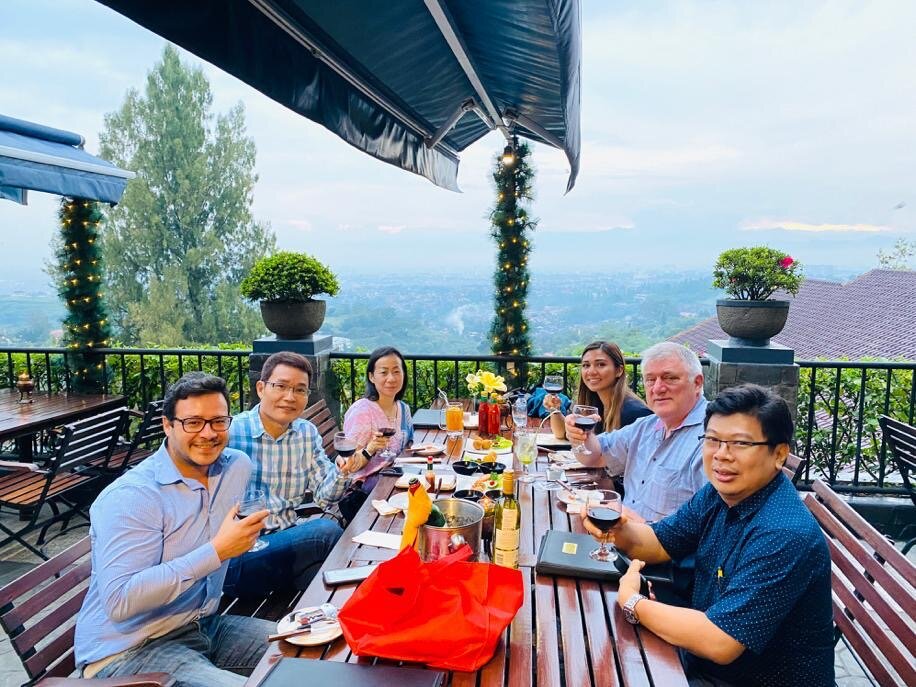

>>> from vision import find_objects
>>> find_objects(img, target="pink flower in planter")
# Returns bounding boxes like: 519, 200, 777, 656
779, 256, 794, 269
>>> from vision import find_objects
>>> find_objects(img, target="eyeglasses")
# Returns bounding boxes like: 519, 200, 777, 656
264, 381, 309, 397
172, 416, 233, 433
698, 435, 772, 452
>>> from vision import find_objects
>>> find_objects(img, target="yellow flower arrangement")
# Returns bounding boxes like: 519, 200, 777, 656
465, 369, 507, 400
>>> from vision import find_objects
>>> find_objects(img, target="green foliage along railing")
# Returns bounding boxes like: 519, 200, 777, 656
2, 346, 252, 414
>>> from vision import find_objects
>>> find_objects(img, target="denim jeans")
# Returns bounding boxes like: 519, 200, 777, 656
93, 614, 274, 687
223, 518, 342, 598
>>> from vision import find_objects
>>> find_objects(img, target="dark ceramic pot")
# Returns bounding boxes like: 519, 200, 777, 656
259, 299, 326, 339
715, 299, 790, 346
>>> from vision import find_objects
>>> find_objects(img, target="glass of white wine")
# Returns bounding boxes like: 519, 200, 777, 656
515, 429, 538, 483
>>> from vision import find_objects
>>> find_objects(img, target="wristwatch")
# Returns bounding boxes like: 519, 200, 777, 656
361, 448, 373, 461
622, 593, 646, 625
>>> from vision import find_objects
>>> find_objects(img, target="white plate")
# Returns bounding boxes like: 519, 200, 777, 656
394, 473, 457, 490
463, 443, 513, 455
388, 492, 409, 511
556, 488, 600, 506
412, 443, 446, 456
276, 607, 343, 646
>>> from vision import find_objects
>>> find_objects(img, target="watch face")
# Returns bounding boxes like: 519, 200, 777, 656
623, 594, 644, 624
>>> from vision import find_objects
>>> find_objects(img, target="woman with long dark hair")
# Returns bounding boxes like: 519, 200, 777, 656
545, 341, 651, 438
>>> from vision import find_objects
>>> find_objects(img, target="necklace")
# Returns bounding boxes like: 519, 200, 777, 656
377, 401, 398, 422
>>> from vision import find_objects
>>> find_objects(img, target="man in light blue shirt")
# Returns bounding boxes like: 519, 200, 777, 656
74, 372, 274, 687
567, 342, 708, 522
224, 351, 363, 598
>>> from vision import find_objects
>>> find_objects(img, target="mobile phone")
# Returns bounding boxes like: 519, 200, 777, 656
322, 564, 378, 586
380, 466, 403, 477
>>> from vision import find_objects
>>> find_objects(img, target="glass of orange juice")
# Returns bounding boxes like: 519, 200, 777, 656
440, 401, 464, 439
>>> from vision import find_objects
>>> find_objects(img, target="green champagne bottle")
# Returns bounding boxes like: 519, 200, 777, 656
493, 469, 520, 569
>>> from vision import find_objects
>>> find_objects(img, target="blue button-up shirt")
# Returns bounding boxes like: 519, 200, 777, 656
74, 442, 251, 668
597, 396, 708, 521
229, 405, 348, 530
653, 474, 834, 686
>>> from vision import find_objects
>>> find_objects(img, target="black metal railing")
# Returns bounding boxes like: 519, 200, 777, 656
3, 346, 915, 495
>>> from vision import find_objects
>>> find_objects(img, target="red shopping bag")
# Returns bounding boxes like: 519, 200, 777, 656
338, 544, 524, 672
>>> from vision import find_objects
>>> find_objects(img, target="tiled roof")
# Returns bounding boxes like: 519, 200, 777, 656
669, 269, 916, 360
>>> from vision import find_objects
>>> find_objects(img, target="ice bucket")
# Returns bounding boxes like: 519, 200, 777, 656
417, 498, 484, 562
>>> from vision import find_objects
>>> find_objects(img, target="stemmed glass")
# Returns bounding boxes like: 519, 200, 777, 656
377, 426, 398, 460
571, 404, 599, 456
542, 374, 564, 395
584, 490, 621, 562
515, 429, 538, 483
334, 431, 358, 466
511, 397, 528, 433
238, 487, 270, 552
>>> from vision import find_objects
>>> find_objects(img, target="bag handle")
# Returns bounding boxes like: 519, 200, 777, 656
425, 543, 474, 574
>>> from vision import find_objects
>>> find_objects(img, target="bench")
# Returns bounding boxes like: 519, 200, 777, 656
803, 478, 916, 686
783, 451, 806, 484
878, 414, 916, 553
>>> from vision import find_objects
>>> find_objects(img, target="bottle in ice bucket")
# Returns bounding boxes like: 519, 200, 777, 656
401, 477, 432, 551
493, 469, 520, 569
412, 475, 445, 528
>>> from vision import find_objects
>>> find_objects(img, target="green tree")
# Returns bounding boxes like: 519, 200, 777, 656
877, 238, 915, 270
98, 45, 276, 345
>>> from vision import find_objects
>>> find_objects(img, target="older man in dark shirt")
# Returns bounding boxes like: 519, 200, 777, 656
586, 384, 834, 686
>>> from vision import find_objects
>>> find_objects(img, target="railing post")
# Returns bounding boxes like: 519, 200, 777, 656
704, 339, 800, 420
248, 335, 339, 420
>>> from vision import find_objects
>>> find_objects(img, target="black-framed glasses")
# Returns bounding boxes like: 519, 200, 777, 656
264, 381, 309, 397
698, 435, 772, 452
172, 416, 233, 433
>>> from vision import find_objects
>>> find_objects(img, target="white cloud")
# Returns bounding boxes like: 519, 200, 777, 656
740, 219, 893, 233
378, 225, 406, 234
285, 219, 313, 232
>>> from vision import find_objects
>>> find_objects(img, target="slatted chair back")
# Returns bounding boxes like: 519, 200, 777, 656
302, 398, 339, 459
879, 415, 916, 507
803, 479, 916, 687
782, 452, 806, 484
0, 535, 92, 682
51, 407, 129, 477
107, 400, 165, 474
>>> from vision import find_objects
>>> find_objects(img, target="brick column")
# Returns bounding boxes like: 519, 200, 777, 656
705, 340, 799, 420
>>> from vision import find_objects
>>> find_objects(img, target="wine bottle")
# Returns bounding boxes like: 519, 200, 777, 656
493, 469, 520, 569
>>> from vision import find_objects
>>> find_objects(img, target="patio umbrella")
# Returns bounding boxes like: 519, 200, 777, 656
0, 114, 134, 205
96, 0, 581, 192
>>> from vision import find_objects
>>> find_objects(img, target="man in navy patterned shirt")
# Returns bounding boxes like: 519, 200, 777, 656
585, 384, 834, 686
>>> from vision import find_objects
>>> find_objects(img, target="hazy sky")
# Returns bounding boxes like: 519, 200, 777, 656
1, 0, 914, 287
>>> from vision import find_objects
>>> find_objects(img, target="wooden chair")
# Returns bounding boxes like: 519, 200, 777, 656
0, 535, 175, 686
782, 451, 806, 484
105, 400, 165, 476
878, 414, 916, 553
803, 479, 916, 687
0, 407, 128, 561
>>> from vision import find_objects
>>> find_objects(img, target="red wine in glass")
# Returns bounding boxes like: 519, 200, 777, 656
587, 506, 620, 532
574, 417, 598, 433
380, 427, 396, 437
334, 431, 357, 458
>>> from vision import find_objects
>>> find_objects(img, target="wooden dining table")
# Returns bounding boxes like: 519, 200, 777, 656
0, 388, 126, 460
245, 414, 688, 687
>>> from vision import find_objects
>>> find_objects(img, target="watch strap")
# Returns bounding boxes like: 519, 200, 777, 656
622, 593, 646, 625
361, 448, 373, 460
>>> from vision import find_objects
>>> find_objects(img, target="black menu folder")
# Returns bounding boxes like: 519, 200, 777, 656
535, 530, 673, 585
260, 657, 446, 687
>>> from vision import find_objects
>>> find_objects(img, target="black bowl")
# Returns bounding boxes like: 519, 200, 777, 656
452, 460, 481, 475
453, 489, 484, 502
484, 489, 502, 500
475, 462, 506, 475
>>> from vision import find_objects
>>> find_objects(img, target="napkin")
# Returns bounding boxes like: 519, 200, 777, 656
371, 499, 400, 516
352, 530, 402, 550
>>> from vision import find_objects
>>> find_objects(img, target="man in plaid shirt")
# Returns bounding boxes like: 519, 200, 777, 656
223, 351, 365, 597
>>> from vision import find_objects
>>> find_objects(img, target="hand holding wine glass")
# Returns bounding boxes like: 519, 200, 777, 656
583, 490, 621, 562
334, 431, 362, 474
570, 404, 600, 456
377, 425, 398, 460
237, 487, 271, 552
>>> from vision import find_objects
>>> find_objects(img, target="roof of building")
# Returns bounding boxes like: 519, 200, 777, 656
669, 269, 916, 360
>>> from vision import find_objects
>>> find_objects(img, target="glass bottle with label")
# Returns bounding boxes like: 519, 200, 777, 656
493, 469, 520, 569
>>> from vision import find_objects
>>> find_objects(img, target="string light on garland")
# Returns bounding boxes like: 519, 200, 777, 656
488, 137, 537, 386
56, 197, 112, 392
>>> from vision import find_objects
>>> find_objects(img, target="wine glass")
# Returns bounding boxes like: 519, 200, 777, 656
515, 429, 538, 483
377, 425, 398, 460
334, 431, 358, 468
584, 490, 621, 562
238, 487, 270, 552
542, 374, 563, 395
571, 404, 599, 456
511, 397, 528, 433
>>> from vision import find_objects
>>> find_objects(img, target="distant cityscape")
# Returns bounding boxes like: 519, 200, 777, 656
0, 265, 867, 355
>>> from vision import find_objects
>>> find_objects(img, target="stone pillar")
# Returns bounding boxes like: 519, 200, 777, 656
249, 335, 339, 420
705, 340, 799, 420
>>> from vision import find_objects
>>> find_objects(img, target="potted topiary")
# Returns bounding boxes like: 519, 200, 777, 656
712, 246, 804, 346
240, 251, 340, 339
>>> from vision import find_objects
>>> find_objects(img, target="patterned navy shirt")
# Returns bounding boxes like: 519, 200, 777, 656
652, 473, 834, 686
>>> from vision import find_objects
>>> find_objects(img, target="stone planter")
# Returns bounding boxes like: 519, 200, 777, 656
715, 299, 790, 346
259, 299, 326, 339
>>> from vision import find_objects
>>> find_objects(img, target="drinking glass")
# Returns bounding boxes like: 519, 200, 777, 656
238, 487, 269, 552
515, 429, 538, 483
571, 404, 599, 457
511, 397, 528, 433
439, 401, 464, 439
334, 431, 358, 466
377, 425, 398, 460
542, 374, 564, 394
584, 490, 621, 562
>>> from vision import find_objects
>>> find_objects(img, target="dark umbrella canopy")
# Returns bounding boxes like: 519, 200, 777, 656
96, 0, 581, 192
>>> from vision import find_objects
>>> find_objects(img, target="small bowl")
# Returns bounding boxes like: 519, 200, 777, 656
453, 489, 484, 502
452, 460, 481, 476
475, 462, 506, 475
484, 489, 502, 500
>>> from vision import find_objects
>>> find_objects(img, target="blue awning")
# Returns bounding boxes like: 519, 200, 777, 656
0, 114, 134, 205
96, 0, 581, 192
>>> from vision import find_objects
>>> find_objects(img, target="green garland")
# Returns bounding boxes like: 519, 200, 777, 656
57, 197, 112, 392
488, 138, 537, 386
